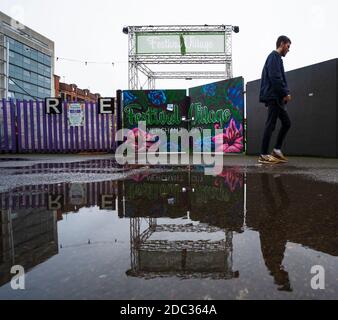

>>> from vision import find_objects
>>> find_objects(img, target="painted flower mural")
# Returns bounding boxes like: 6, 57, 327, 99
227, 85, 244, 109
213, 167, 243, 192
193, 135, 213, 152
127, 127, 156, 152
202, 83, 217, 97
212, 118, 243, 153
147, 90, 167, 106
123, 91, 137, 105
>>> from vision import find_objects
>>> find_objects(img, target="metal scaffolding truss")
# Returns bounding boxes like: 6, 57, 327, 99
124, 25, 238, 89
128, 219, 236, 279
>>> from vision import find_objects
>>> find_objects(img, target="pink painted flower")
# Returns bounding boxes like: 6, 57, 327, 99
212, 119, 243, 153
127, 128, 156, 152
214, 167, 243, 192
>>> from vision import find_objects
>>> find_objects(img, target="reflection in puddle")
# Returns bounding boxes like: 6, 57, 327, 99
0, 166, 337, 299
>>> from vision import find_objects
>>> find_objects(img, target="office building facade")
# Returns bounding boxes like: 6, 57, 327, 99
0, 11, 54, 100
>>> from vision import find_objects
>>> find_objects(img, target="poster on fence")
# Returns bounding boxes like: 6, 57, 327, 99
68, 103, 85, 126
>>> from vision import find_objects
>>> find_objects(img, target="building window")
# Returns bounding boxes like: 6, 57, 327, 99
23, 82, 31, 90
44, 54, 51, 65
23, 70, 31, 77
37, 52, 44, 63
23, 57, 31, 65
23, 45, 31, 57
8, 37, 15, 45
30, 49, 38, 61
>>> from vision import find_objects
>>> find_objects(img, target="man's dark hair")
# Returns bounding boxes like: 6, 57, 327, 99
276, 36, 291, 49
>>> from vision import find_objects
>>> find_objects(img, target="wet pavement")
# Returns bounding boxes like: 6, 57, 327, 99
0, 154, 337, 299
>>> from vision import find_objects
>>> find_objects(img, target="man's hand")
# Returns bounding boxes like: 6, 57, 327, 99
283, 95, 292, 103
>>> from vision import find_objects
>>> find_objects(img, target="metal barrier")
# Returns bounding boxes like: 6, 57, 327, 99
0, 99, 115, 153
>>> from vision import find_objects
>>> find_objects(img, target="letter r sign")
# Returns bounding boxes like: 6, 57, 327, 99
45, 98, 62, 114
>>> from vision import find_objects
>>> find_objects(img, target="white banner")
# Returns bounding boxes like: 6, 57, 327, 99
136, 32, 225, 54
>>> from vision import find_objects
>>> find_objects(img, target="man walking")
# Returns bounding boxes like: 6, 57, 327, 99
259, 35, 292, 164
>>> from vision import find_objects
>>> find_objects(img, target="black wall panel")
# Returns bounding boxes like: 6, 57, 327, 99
246, 58, 337, 157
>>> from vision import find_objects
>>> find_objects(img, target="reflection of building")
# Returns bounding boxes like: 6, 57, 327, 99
0, 176, 118, 287
54, 75, 101, 103
0, 11, 54, 100
0, 208, 58, 286
122, 170, 244, 279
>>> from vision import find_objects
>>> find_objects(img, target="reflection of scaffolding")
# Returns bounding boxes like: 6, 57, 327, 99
128, 218, 238, 279
124, 25, 237, 89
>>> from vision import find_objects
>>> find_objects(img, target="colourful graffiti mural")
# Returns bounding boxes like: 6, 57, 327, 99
122, 89, 188, 152
122, 78, 244, 154
189, 77, 245, 153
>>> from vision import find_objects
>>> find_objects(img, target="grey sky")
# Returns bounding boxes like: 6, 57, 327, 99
1, 0, 337, 96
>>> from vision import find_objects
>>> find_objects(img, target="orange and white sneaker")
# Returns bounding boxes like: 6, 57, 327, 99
271, 149, 288, 163
258, 154, 282, 164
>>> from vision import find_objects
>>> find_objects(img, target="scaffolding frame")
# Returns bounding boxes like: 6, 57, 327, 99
124, 25, 237, 89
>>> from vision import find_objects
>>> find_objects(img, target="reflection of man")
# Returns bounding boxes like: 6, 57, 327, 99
259, 173, 292, 291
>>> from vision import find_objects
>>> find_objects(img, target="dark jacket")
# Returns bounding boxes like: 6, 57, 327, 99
259, 51, 290, 105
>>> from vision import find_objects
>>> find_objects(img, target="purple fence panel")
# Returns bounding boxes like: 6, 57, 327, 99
9, 100, 16, 152
47, 106, 53, 152
75, 126, 79, 151
111, 114, 115, 151
53, 106, 58, 151
58, 109, 63, 152
105, 113, 110, 152
80, 108, 85, 151
16, 100, 23, 152
96, 103, 101, 150
36, 101, 42, 152
101, 113, 105, 151
85, 102, 90, 150
63, 102, 69, 152
69, 124, 74, 152
0, 100, 3, 152
23, 100, 29, 151
1, 99, 9, 152
91, 103, 95, 150
42, 100, 48, 152
1, 99, 117, 153
29, 100, 36, 151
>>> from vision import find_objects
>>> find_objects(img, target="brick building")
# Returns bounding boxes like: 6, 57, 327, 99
54, 74, 100, 103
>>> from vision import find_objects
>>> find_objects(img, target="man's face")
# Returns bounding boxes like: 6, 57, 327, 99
280, 42, 291, 57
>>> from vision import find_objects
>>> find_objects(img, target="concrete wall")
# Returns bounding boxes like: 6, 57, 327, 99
246, 58, 338, 157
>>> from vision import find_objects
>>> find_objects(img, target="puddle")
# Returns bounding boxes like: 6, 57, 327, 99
0, 158, 30, 162
0, 167, 337, 299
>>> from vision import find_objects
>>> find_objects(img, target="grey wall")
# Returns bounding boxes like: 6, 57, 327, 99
246, 58, 338, 157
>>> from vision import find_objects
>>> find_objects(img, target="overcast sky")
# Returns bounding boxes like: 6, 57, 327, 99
1, 0, 337, 96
